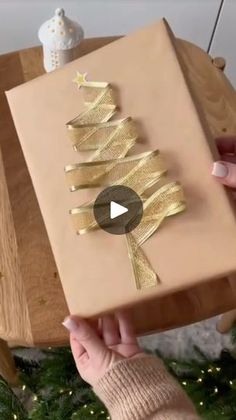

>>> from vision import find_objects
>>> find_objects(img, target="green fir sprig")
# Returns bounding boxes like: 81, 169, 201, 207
1, 328, 236, 419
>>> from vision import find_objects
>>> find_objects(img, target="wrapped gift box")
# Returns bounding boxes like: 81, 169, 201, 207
6, 19, 236, 319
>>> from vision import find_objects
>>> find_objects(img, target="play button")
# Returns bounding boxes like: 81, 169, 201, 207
110, 201, 128, 219
94, 186, 143, 235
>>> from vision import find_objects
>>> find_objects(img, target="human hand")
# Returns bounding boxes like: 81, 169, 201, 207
212, 136, 236, 187
62, 311, 143, 387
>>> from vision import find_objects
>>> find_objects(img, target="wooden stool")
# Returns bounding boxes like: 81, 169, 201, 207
1, 36, 236, 383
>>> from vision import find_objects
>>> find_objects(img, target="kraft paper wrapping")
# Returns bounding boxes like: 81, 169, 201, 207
6, 20, 236, 318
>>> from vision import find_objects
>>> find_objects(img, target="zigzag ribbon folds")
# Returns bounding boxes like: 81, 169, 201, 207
65, 75, 185, 290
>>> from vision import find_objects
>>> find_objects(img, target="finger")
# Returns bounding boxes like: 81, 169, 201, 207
64, 318, 88, 369
102, 315, 120, 346
70, 319, 99, 358
70, 333, 88, 364
89, 318, 102, 337
63, 316, 108, 359
216, 137, 236, 155
212, 161, 236, 188
116, 310, 137, 345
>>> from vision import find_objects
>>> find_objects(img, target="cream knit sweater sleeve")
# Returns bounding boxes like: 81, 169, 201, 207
94, 354, 199, 420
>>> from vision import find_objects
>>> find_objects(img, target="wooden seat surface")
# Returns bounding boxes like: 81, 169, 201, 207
0, 36, 236, 346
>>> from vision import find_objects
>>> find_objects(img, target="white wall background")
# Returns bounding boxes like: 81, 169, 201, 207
210, 0, 236, 86
0, 0, 221, 54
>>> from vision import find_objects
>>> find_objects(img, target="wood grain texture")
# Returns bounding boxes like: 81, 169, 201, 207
0, 52, 67, 346
177, 39, 236, 138
132, 277, 236, 335
1, 36, 236, 346
0, 340, 18, 385
0, 146, 32, 344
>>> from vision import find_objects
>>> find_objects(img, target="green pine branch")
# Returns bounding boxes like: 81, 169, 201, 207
0, 326, 236, 419
0, 376, 27, 420
231, 325, 236, 345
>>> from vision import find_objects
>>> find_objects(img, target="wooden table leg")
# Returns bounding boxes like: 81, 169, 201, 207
217, 275, 236, 334
0, 339, 18, 385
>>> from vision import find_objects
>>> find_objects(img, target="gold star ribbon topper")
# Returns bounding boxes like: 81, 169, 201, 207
73, 71, 88, 89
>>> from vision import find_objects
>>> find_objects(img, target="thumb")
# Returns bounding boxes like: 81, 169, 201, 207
212, 161, 236, 188
63, 316, 108, 360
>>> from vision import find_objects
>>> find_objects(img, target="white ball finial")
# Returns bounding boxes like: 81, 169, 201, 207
55, 8, 65, 17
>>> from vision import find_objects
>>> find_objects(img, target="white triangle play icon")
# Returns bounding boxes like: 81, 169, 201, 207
110, 201, 128, 219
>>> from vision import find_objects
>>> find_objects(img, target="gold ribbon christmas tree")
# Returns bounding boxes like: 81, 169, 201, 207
65, 71, 185, 290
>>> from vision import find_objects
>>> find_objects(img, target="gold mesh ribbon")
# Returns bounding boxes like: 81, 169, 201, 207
65, 77, 185, 290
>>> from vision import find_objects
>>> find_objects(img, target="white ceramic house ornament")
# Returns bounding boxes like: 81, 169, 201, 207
38, 8, 84, 72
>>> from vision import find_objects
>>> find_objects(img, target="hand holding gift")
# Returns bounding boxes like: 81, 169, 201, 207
212, 136, 236, 335
213, 137, 236, 188
63, 311, 142, 386
63, 312, 199, 419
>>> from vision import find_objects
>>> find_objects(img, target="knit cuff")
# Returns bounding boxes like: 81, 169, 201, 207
93, 354, 197, 420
